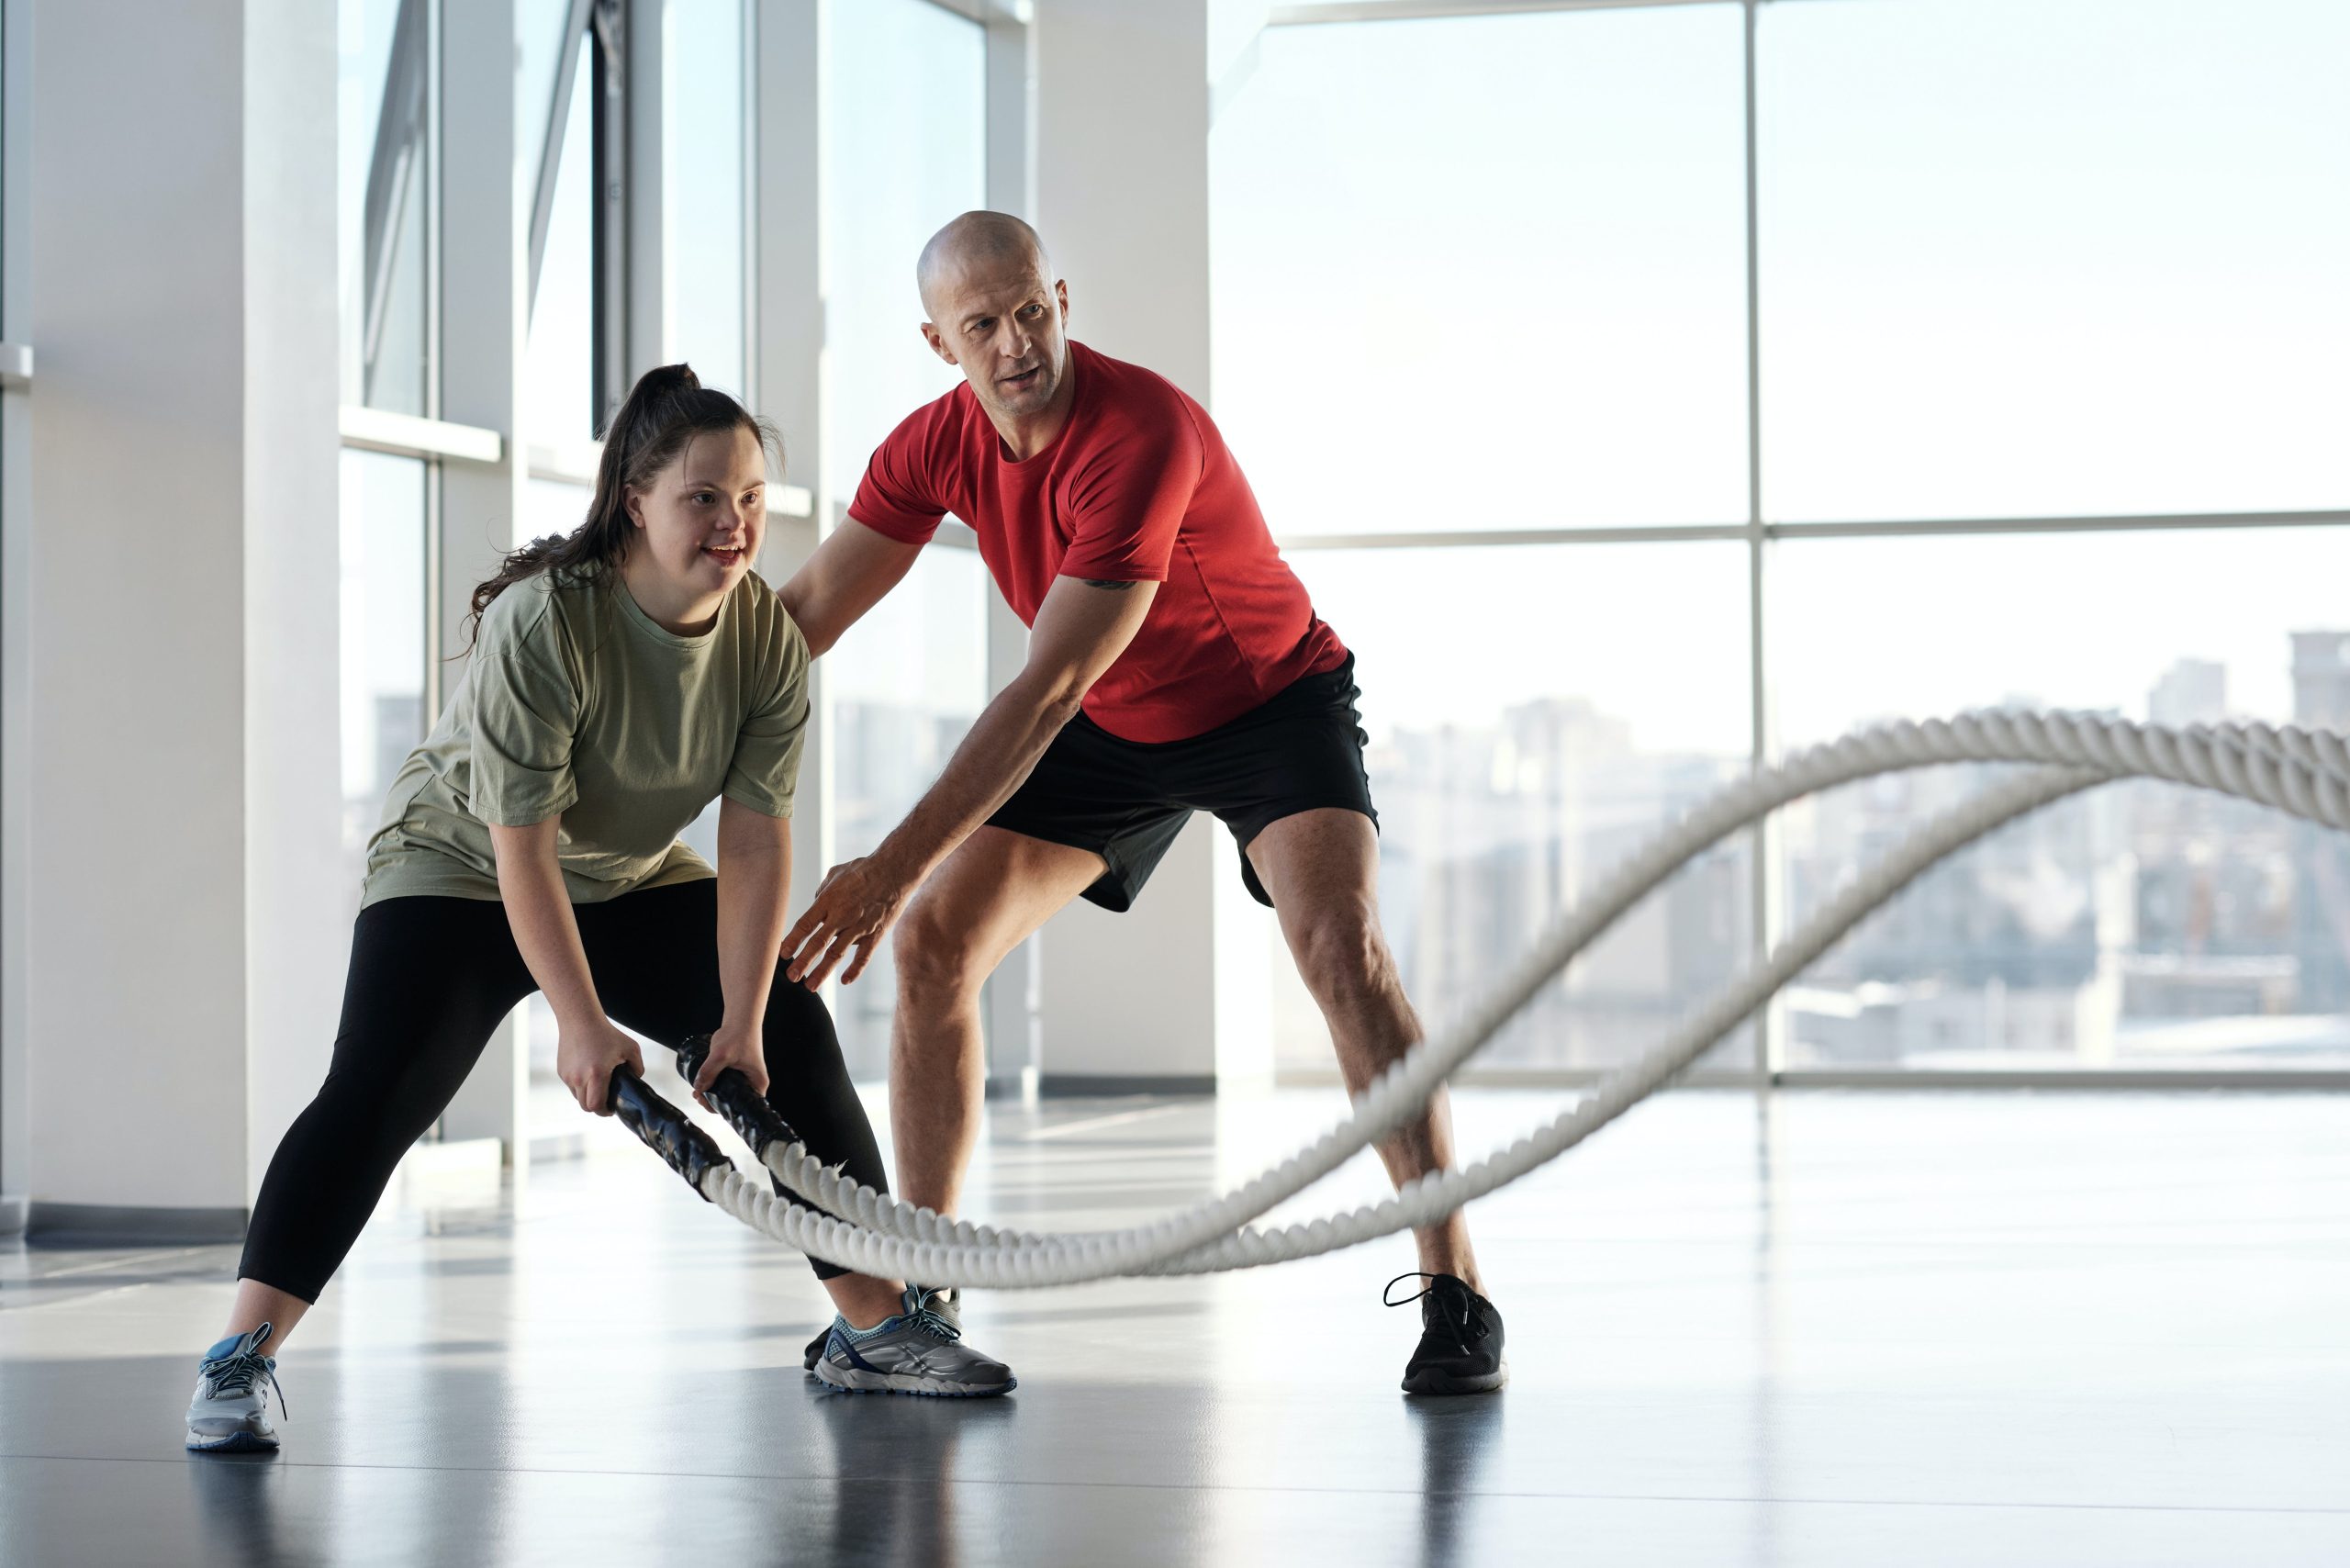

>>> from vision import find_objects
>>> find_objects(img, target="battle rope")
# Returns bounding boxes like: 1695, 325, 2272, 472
608, 712, 2350, 1287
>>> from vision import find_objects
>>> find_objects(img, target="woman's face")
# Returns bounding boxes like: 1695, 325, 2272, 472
623, 425, 768, 600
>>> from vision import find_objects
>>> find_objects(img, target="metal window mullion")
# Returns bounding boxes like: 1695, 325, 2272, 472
1743, 0, 1779, 1083
982, 6, 1041, 1102
590, 0, 631, 434
1270, 0, 1742, 24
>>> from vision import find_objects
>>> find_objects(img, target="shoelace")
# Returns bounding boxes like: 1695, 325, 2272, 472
1382, 1272, 1484, 1355
906, 1286, 963, 1342
202, 1349, 288, 1421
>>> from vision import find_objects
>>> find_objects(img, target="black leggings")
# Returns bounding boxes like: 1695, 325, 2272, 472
241, 879, 888, 1300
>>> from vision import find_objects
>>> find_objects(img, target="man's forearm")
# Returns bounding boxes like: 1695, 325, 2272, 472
875, 679, 1080, 883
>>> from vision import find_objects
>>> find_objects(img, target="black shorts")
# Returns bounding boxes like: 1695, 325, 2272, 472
988, 654, 1377, 912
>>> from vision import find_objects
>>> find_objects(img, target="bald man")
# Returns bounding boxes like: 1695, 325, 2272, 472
778, 212, 1504, 1395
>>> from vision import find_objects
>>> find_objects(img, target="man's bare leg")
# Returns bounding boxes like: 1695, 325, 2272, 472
1248, 808, 1484, 1295
888, 826, 1105, 1215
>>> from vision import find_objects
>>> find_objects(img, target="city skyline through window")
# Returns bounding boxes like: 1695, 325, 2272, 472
1214, 0, 2350, 1074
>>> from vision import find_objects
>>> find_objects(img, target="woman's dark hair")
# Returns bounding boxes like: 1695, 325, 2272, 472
464, 363, 781, 647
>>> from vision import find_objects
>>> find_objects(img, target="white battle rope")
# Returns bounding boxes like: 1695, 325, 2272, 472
678, 713, 2350, 1287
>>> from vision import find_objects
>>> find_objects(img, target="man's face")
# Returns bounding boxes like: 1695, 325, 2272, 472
922, 254, 1071, 421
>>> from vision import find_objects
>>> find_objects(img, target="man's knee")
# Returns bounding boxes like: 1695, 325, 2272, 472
893, 901, 990, 1011
1292, 902, 1395, 1003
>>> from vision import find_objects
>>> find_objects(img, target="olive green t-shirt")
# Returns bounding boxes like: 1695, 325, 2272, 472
360, 568, 810, 908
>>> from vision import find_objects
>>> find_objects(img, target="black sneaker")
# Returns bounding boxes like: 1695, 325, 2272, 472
805, 1285, 959, 1372
1386, 1273, 1507, 1395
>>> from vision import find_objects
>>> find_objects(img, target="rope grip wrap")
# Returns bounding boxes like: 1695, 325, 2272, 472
608, 1067, 733, 1201
674, 1033, 802, 1160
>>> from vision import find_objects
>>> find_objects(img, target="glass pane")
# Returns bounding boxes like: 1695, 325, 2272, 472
517, 0, 578, 196
1279, 543, 1754, 1075
523, 43, 597, 448
824, 0, 986, 494
828, 548, 990, 1079
1774, 526, 2350, 1070
339, 0, 431, 414
1760, 0, 2350, 522
665, 0, 746, 396
1211, 7, 1749, 535
339, 450, 430, 894
522, 476, 592, 549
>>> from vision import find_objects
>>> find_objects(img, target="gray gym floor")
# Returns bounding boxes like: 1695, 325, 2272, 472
4, 1087, 2346, 1566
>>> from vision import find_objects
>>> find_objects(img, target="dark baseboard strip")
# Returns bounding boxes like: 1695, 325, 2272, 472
25, 1201, 248, 1249
1037, 1074, 1217, 1099
0, 1194, 25, 1237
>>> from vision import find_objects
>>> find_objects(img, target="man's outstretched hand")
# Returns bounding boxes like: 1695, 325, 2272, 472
783, 856, 916, 988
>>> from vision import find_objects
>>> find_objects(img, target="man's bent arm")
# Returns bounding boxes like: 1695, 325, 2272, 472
882, 574, 1155, 882
781, 574, 1158, 986
776, 515, 924, 655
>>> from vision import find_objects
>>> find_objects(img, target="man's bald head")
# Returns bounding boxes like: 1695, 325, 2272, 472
915, 211, 1071, 426
917, 211, 1052, 320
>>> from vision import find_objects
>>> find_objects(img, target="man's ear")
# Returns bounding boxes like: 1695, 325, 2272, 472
922, 320, 957, 367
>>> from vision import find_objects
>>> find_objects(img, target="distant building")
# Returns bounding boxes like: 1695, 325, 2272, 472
2149, 659, 2227, 727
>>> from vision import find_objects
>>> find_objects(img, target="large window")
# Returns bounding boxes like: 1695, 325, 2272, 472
665, 0, 748, 398
1775, 528, 2350, 1070
1212, 5, 1748, 535
337, 451, 430, 896
522, 26, 595, 451
1759, 0, 2350, 522
337, 0, 432, 896
821, 0, 989, 1076
823, 0, 986, 490
338, 0, 430, 415
1271, 543, 1754, 1074
1216, 0, 2350, 1080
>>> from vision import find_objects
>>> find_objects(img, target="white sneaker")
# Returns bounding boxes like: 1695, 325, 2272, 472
186, 1323, 284, 1453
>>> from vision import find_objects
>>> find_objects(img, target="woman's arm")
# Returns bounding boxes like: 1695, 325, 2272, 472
487, 817, 643, 1114
694, 798, 794, 1102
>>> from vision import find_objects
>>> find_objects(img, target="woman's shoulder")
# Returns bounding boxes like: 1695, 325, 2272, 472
476, 570, 606, 670
730, 571, 810, 681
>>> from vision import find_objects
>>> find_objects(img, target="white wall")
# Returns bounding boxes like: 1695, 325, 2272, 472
1029, 0, 1270, 1089
9, 0, 341, 1224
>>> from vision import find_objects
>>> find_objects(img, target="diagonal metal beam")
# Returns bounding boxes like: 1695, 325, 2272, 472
360, 0, 430, 400
527, 0, 596, 316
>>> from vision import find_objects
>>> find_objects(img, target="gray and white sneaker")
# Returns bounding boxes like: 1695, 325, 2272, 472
186, 1323, 285, 1453
804, 1284, 959, 1371
811, 1285, 1014, 1398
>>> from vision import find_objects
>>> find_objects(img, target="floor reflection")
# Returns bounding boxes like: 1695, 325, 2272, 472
1407, 1394, 1505, 1568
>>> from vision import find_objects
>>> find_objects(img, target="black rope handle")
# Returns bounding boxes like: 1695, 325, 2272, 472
675, 1034, 803, 1160
608, 1067, 733, 1202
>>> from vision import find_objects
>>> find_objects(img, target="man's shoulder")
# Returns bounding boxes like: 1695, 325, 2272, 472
1069, 342, 1212, 463
1073, 342, 1196, 416
887, 377, 980, 450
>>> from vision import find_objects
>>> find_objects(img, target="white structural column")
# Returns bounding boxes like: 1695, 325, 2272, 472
1029, 0, 1271, 1092
0, 0, 35, 1218
9, 0, 341, 1238
242, 0, 351, 1197
753, 0, 829, 917
436, 0, 536, 1153
981, 6, 1043, 1100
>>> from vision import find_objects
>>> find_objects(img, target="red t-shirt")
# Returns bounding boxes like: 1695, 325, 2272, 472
848, 342, 1348, 744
